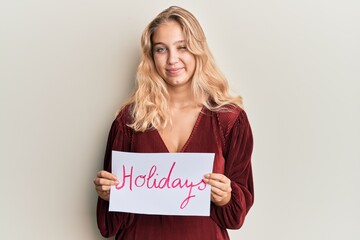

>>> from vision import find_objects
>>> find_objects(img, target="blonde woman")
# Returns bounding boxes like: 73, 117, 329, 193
94, 6, 254, 240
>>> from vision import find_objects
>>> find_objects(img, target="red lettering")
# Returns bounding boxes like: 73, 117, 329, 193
180, 185, 196, 209
135, 175, 146, 187
114, 161, 208, 209
157, 161, 176, 189
171, 178, 182, 188
115, 165, 133, 191
196, 180, 207, 191
146, 165, 157, 188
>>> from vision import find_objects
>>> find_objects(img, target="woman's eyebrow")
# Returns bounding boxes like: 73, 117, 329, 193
153, 40, 185, 46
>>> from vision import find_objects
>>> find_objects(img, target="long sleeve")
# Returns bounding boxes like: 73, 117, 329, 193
210, 108, 254, 229
96, 111, 135, 237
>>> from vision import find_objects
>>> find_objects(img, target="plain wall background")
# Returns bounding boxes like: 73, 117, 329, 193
1, 0, 359, 239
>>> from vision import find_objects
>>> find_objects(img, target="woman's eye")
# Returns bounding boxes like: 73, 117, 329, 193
178, 45, 187, 50
155, 47, 166, 53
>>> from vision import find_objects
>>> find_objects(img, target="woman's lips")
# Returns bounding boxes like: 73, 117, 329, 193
166, 67, 183, 75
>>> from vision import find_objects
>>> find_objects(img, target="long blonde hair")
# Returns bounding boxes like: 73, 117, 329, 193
121, 6, 243, 132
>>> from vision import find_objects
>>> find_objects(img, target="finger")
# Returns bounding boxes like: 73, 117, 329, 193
211, 186, 226, 197
205, 178, 231, 192
210, 190, 228, 202
210, 187, 232, 202
94, 177, 119, 187
210, 188, 232, 206
211, 193, 224, 203
94, 177, 115, 186
204, 174, 231, 191
97, 170, 118, 181
210, 183, 232, 198
205, 178, 221, 188
95, 184, 112, 192
204, 173, 229, 183
96, 187, 111, 195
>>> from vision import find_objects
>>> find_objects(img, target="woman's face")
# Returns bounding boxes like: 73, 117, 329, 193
152, 20, 196, 90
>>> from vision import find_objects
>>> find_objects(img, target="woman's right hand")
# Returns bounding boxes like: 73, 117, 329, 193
93, 170, 119, 201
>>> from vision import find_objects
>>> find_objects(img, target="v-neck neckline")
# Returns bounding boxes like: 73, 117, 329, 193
155, 106, 204, 153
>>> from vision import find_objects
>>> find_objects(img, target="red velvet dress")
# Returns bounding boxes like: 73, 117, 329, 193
97, 105, 254, 240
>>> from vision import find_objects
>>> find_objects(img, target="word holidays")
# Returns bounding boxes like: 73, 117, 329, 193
115, 161, 207, 209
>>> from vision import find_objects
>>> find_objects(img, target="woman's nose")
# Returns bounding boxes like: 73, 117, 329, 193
167, 50, 179, 65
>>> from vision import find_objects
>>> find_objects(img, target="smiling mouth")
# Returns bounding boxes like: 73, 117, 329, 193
166, 68, 183, 75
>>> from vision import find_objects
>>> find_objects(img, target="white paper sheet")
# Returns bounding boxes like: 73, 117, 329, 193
109, 151, 214, 216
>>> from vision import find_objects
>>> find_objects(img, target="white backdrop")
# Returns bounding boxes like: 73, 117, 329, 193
1, 0, 359, 239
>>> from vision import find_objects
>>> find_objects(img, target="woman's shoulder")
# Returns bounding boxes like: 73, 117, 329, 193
216, 104, 247, 121
214, 104, 249, 136
114, 104, 133, 127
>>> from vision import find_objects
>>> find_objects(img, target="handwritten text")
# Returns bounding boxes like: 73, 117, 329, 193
115, 161, 207, 209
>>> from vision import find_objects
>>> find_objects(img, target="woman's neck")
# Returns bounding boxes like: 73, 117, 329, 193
167, 86, 200, 109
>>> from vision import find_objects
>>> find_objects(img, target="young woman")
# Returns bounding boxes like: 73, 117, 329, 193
93, 6, 254, 240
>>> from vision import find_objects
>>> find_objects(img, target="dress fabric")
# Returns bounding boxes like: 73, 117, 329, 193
97, 105, 254, 240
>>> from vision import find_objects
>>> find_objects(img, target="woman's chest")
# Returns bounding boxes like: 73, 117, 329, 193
130, 117, 225, 174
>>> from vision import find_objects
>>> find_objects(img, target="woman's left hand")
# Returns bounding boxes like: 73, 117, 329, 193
204, 173, 232, 206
